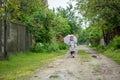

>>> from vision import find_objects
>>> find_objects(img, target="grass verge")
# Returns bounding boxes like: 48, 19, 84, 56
92, 46, 120, 65
0, 50, 66, 80
103, 50, 120, 65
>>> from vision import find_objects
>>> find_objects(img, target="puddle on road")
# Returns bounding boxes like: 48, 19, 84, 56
46, 73, 65, 79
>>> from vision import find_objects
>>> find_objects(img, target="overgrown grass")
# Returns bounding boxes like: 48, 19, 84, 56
103, 50, 120, 65
95, 36, 120, 65
0, 50, 66, 80
102, 36, 120, 64
92, 45, 120, 65
77, 50, 90, 62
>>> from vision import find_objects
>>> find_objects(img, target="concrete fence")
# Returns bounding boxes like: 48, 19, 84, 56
0, 21, 32, 55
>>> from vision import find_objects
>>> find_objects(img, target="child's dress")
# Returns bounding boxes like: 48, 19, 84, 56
69, 41, 76, 58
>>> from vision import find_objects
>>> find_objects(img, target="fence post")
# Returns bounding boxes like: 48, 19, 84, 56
1, 0, 8, 59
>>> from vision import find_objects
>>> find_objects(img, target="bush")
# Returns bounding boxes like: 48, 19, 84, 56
31, 42, 68, 52
95, 45, 105, 52
45, 43, 59, 52
58, 42, 68, 50
108, 36, 120, 50
31, 42, 45, 52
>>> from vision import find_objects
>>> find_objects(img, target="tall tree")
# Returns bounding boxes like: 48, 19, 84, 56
75, 0, 120, 45
57, 2, 81, 35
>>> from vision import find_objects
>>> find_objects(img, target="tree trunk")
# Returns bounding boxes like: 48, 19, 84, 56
102, 27, 107, 46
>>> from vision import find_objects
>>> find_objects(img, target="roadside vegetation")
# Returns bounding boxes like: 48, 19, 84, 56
94, 36, 120, 65
75, 0, 120, 65
0, 0, 81, 59
0, 0, 78, 79
0, 0, 120, 79
0, 50, 66, 80
93, 47, 120, 65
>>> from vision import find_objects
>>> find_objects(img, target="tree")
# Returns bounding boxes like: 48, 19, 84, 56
51, 13, 70, 38
0, 0, 49, 56
75, 0, 120, 45
57, 2, 81, 35
0, 0, 72, 53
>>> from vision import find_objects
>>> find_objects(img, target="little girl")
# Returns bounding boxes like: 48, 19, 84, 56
69, 36, 77, 58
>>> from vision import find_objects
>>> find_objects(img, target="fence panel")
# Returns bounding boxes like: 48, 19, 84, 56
0, 20, 2, 55
0, 22, 32, 56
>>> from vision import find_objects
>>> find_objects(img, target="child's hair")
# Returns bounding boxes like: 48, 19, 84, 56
70, 36, 74, 41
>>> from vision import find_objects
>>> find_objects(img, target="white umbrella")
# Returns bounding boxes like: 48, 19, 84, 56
64, 34, 77, 45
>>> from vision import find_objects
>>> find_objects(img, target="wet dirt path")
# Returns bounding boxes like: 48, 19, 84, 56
25, 45, 120, 80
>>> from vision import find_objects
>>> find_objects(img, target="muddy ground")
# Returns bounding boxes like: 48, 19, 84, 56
19, 45, 120, 80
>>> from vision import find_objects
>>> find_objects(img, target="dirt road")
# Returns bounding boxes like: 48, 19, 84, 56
26, 45, 120, 80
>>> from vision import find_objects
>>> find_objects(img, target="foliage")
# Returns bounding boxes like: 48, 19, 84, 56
30, 42, 44, 52
24, 9, 70, 43
51, 13, 70, 37
77, 29, 88, 44
58, 42, 68, 50
31, 41, 68, 53
103, 49, 120, 65
93, 45, 106, 52
76, 0, 120, 27
1, 0, 77, 53
92, 36, 120, 65
3, 0, 71, 49
107, 36, 120, 50
57, 2, 81, 35
78, 25, 102, 45
75, 0, 120, 45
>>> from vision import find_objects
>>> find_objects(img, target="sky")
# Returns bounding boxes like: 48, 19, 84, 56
47, 0, 88, 28
48, 0, 70, 10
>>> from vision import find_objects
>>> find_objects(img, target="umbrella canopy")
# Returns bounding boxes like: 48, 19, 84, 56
64, 34, 77, 45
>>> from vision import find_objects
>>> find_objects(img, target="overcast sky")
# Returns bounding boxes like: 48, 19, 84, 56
48, 0, 70, 10
47, 0, 88, 28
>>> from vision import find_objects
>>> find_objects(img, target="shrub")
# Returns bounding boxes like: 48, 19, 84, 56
108, 36, 120, 50
30, 42, 45, 52
45, 43, 59, 52
31, 42, 68, 52
95, 45, 105, 52
58, 42, 68, 50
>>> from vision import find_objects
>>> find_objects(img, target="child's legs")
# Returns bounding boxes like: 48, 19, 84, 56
70, 51, 75, 56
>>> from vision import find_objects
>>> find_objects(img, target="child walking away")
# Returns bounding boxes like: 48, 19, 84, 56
69, 36, 77, 58
64, 34, 77, 58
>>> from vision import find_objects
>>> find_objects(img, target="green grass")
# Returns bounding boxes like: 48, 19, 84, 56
93, 46, 120, 65
103, 50, 120, 65
77, 50, 90, 62
0, 50, 66, 80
